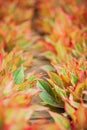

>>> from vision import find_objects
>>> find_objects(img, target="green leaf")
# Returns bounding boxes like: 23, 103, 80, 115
71, 73, 78, 86
47, 80, 64, 108
17, 60, 25, 66
41, 65, 55, 71
44, 51, 55, 59
76, 0, 82, 4
37, 80, 55, 97
75, 44, 83, 53
74, 82, 86, 100
64, 5, 72, 14
28, 75, 36, 82
13, 67, 24, 84
81, 65, 86, 71
49, 72, 65, 88
49, 111, 71, 130
4, 51, 14, 66
61, 68, 70, 84
56, 43, 67, 61
40, 91, 58, 107
53, 83, 67, 100
65, 102, 75, 120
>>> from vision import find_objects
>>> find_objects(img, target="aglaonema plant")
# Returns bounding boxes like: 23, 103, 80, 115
48, 102, 87, 130
0, 40, 40, 130
0, 53, 40, 130
0, 0, 87, 130
38, 55, 87, 107
37, 39, 87, 130
37, 59, 87, 130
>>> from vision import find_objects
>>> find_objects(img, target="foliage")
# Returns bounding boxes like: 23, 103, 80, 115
0, 0, 87, 130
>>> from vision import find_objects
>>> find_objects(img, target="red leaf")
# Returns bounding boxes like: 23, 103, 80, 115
73, 104, 87, 130
0, 53, 3, 72
39, 40, 57, 54
24, 125, 38, 130
80, 71, 86, 82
